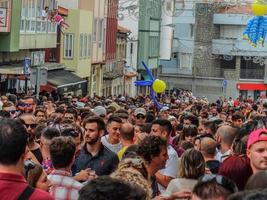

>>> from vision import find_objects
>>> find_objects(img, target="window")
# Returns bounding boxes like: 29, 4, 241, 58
88, 35, 91, 57
98, 19, 104, 47
79, 34, 91, 59
149, 36, 159, 57
93, 18, 98, 42
64, 34, 74, 58
20, 0, 56, 33
84, 35, 88, 57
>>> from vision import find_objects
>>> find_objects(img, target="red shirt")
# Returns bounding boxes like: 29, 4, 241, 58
0, 172, 54, 200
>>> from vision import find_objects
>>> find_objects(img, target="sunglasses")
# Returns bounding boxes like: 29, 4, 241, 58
24, 160, 36, 179
199, 174, 238, 194
136, 115, 145, 119
24, 124, 37, 129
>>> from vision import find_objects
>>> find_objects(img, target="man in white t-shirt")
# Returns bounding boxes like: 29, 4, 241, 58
42, 6, 49, 19
150, 119, 179, 193
101, 116, 123, 153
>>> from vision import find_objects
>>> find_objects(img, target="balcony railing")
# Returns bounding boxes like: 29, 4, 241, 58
240, 68, 264, 79
20, 18, 57, 34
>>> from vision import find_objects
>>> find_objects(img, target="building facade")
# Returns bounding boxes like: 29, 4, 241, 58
137, 0, 161, 94
160, 2, 267, 102
118, 0, 138, 97
103, 0, 118, 96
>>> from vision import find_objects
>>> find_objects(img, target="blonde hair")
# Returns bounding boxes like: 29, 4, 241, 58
178, 148, 205, 179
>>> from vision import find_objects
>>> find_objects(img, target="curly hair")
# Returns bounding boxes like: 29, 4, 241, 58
137, 135, 167, 164
111, 157, 151, 200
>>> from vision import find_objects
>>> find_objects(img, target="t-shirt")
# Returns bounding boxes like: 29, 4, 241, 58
158, 145, 179, 193
0, 172, 53, 200
117, 146, 128, 160
164, 178, 198, 198
31, 148, 43, 164
101, 135, 123, 153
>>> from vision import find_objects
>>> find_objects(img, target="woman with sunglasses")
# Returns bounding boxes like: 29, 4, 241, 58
23, 160, 52, 192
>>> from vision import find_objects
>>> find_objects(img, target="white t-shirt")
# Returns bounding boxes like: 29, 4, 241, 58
101, 135, 123, 153
158, 145, 179, 193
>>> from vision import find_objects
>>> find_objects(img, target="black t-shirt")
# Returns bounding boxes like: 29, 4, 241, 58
31, 148, 43, 164
206, 160, 221, 174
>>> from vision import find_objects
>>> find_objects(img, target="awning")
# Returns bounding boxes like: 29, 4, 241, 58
237, 83, 267, 91
48, 69, 86, 88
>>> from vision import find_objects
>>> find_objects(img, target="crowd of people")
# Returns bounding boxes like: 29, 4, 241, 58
1, 91, 267, 200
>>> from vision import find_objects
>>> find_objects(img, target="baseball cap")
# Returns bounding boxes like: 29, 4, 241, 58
160, 106, 169, 112
93, 106, 107, 117
247, 128, 267, 149
134, 108, 146, 116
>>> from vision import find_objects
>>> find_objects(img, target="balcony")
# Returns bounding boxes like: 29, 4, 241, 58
240, 68, 264, 80
213, 13, 252, 25
212, 39, 267, 57
172, 38, 194, 54
19, 18, 57, 49
160, 59, 192, 75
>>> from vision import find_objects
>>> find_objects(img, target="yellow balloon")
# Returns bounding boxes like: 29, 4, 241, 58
252, 3, 267, 16
152, 79, 166, 93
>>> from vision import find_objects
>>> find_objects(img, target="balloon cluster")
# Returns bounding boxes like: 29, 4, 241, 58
243, 0, 267, 47
135, 61, 166, 109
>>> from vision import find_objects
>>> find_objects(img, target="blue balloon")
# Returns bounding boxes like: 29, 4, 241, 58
243, 16, 267, 47
134, 61, 163, 109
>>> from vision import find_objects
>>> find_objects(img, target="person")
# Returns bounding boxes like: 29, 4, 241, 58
63, 108, 78, 124
245, 171, 267, 190
137, 135, 168, 198
78, 176, 147, 200
191, 174, 238, 200
51, 9, 69, 32
101, 116, 123, 153
19, 114, 42, 163
111, 156, 151, 200
93, 105, 107, 120
247, 128, 267, 174
42, 6, 49, 19
150, 119, 179, 193
0, 119, 53, 199
215, 125, 237, 162
134, 108, 146, 126
23, 161, 52, 192
48, 136, 83, 200
34, 108, 47, 123
231, 112, 245, 128
198, 137, 221, 174
40, 127, 60, 174
165, 149, 205, 196
2, 101, 18, 119
76, 116, 119, 176
117, 122, 135, 160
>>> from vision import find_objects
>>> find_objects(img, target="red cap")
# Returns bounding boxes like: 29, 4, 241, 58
247, 128, 267, 149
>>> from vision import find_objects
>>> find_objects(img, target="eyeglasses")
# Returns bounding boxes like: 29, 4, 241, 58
199, 174, 238, 194
24, 124, 37, 129
24, 160, 36, 179
136, 115, 145, 119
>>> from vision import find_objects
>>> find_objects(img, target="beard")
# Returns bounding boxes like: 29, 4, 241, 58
86, 135, 100, 145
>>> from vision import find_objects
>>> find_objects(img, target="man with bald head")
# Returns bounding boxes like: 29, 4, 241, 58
117, 123, 135, 160
19, 113, 42, 163
215, 125, 237, 162
199, 137, 221, 173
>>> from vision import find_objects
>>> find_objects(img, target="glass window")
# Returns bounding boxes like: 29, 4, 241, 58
64, 34, 74, 58
88, 34, 91, 57
84, 34, 87, 58
80, 34, 83, 58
